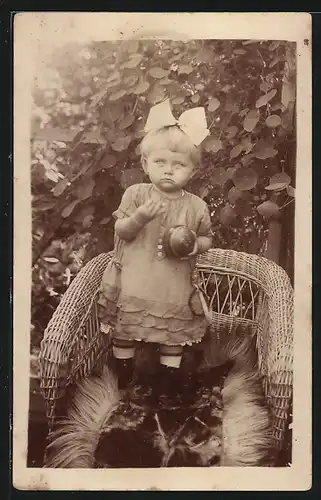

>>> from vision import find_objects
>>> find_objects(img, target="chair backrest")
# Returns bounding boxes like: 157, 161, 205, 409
39, 248, 293, 450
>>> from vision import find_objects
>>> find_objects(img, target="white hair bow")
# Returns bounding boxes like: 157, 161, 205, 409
144, 99, 210, 146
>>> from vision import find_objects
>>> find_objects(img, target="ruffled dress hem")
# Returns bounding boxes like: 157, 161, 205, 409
97, 287, 207, 346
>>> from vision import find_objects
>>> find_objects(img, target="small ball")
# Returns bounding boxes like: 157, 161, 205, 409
163, 226, 196, 258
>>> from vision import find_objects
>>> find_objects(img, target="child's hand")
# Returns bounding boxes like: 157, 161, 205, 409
180, 233, 199, 260
137, 199, 165, 222
188, 239, 199, 257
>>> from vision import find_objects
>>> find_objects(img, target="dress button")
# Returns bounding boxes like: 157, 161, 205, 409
157, 244, 163, 250
157, 251, 164, 257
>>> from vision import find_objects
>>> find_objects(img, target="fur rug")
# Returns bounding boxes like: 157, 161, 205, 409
45, 338, 274, 468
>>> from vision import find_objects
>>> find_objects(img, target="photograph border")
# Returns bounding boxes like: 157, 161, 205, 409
13, 11, 311, 491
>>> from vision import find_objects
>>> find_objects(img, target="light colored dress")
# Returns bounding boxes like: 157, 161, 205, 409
98, 183, 212, 346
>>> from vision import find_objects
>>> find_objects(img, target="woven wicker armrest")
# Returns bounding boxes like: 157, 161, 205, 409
197, 249, 293, 377
38, 252, 112, 405
197, 249, 294, 449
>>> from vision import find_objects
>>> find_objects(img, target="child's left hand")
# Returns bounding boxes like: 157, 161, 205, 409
180, 234, 198, 260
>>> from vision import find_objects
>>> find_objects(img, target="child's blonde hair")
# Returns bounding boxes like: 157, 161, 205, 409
140, 126, 202, 168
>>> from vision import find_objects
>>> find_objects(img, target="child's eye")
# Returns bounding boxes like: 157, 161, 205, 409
174, 162, 186, 167
155, 159, 165, 164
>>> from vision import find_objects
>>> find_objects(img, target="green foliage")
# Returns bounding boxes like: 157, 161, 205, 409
31, 39, 296, 346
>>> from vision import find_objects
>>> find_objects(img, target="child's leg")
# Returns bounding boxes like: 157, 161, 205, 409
159, 344, 183, 368
112, 338, 136, 390
155, 344, 199, 405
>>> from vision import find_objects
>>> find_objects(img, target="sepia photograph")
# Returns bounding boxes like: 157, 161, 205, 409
13, 12, 311, 491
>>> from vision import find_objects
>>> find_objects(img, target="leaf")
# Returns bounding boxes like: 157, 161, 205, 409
75, 178, 95, 200
243, 109, 259, 132
99, 154, 117, 170
241, 154, 254, 167
90, 88, 108, 108
271, 102, 286, 112
233, 48, 247, 55
112, 136, 132, 152
242, 39, 261, 45
120, 54, 143, 69
259, 81, 272, 93
79, 86, 92, 98
149, 67, 170, 79
239, 108, 249, 118
70, 129, 85, 148
265, 173, 290, 191
269, 172, 291, 186
207, 98, 220, 113
106, 71, 120, 83
265, 114, 282, 128
196, 48, 213, 63
123, 75, 139, 87
191, 93, 200, 104
36, 200, 56, 211
253, 142, 278, 160
127, 40, 139, 54
241, 136, 254, 154
225, 101, 239, 114
286, 185, 296, 197
265, 182, 288, 191
109, 89, 127, 101
172, 96, 185, 105
228, 186, 244, 205
83, 215, 93, 228
61, 199, 80, 218
255, 89, 277, 108
269, 41, 281, 51
119, 115, 135, 130
178, 64, 194, 75
257, 200, 280, 218
199, 186, 209, 199
74, 204, 95, 223
43, 257, 60, 263
204, 137, 223, 153
120, 168, 145, 189
53, 177, 70, 197
147, 85, 165, 104
159, 77, 173, 86
195, 83, 204, 91
221, 84, 232, 93
269, 55, 282, 68
133, 81, 150, 95
226, 126, 238, 138
281, 82, 296, 108
211, 167, 228, 186
220, 204, 237, 226
232, 167, 258, 191
230, 144, 243, 160
226, 166, 239, 179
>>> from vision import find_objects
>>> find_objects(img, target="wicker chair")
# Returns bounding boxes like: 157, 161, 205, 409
39, 248, 293, 456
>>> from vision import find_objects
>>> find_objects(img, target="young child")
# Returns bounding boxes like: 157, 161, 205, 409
98, 99, 213, 394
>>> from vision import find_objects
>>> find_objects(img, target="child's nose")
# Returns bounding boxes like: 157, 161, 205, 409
164, 163, 174, 174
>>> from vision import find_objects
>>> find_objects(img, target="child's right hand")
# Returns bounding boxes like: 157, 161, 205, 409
137, 199, 165, 222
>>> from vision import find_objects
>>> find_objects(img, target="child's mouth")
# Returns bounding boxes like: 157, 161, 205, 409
160, 178, 175, 184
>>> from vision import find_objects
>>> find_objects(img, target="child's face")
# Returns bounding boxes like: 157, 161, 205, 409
143, 149, 195, 192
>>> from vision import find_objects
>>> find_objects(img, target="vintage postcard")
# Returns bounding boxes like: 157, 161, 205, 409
13, 12, 312, 491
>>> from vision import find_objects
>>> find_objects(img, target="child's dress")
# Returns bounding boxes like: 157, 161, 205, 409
98, 183, 212, 346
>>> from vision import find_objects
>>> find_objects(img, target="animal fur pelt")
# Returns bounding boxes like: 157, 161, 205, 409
45, 370, 121, 468
45, 336, 273, 468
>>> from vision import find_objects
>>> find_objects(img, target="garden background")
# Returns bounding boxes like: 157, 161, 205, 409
29, 39, 296, 448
